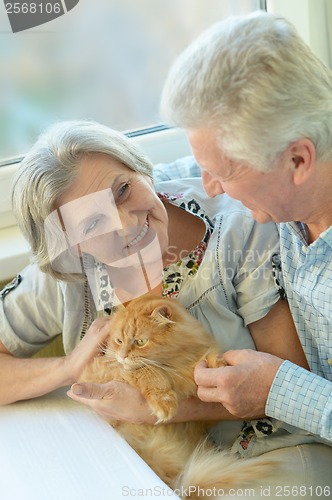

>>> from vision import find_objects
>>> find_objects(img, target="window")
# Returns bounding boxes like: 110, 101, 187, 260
0, 1, 329, 281
0, 0, 261, 162
0, 0, 278, 281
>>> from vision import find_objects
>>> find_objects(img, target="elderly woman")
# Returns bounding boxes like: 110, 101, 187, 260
0, 120, 324, 497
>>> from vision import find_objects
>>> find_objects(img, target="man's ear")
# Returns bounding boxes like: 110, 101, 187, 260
288, 139, 316, 186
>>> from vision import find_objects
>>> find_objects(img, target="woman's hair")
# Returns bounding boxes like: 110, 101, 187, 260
161, 10, 332, 171
12, 120, 154, 280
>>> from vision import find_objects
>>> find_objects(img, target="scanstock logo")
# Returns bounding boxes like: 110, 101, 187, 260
4, 1, 80, 33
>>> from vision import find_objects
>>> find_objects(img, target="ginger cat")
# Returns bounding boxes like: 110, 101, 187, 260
81, 295, 277, 498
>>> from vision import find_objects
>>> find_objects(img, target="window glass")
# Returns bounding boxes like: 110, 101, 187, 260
0, 0, 261, 160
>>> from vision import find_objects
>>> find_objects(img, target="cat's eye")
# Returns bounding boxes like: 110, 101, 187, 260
115, 338, 123, 345
134, 338, 148, 347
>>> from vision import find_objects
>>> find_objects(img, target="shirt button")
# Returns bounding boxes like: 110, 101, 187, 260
302, 245, 307, 253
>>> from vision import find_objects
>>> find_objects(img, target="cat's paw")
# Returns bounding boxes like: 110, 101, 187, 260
206, 352, 227, 368
147, 391, 178, 423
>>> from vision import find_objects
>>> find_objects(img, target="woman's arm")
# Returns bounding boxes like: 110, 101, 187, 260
0, 318, 110, 406
248, 299, 309, 370
67, 379, 237, 424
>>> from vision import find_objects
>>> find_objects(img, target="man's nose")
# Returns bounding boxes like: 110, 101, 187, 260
201, 171, 225, 198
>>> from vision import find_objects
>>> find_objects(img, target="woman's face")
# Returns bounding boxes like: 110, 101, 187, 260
55, 154, 169, 269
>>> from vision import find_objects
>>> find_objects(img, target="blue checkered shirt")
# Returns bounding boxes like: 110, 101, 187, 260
266, 222, 332, 442
153, 156, 201, 183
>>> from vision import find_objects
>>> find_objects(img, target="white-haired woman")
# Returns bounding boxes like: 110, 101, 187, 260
2, 119, 292, 404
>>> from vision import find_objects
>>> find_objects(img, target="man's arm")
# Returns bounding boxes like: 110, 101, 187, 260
194, 349, 282, 420
195, 349, 332, 443
267, 360, 332, 442
193, 299, 311, 419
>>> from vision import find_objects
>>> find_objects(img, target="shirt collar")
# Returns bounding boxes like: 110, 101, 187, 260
286, 222, 308, 245
286, 221, 332, 249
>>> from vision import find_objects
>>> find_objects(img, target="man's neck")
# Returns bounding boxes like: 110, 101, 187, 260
306, 219, 332, 244
302, 161, 332, 242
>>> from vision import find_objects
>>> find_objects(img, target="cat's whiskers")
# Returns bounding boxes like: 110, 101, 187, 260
98, 341, 108, 356
138, 357, 168, 370
134, 359, 189, 391
100, 346, 118, 365
141, 357, 176, 372
137, 357, 184, 379
101, 356, 118, 366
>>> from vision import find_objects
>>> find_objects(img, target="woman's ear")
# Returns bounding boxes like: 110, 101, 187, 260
288, 139, 316, 186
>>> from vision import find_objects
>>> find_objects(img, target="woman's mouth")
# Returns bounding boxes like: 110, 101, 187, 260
126, 219, 149, 248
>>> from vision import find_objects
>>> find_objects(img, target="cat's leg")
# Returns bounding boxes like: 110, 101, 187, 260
136, 370, 178, 423
205, 351, 227, 368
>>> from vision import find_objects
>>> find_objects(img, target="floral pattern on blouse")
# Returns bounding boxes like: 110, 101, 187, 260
159, 193, 214, 298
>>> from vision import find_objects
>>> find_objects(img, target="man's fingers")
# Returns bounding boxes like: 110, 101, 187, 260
194, 359, 225, 387
195, 359, 207, 370
196, 386, 221, 403
221, 349, 255, 365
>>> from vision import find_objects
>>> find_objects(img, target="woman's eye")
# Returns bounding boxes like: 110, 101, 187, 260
84, 219, 98, 235
118, 182, 130, 199
135, 338, 148, 347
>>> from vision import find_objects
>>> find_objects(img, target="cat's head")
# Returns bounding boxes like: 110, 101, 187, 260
104, 296, 198, 371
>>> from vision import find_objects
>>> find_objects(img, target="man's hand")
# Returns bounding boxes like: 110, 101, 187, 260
194, 349, 283, 419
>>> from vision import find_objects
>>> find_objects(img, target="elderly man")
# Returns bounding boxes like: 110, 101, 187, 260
161, 10, 332, 445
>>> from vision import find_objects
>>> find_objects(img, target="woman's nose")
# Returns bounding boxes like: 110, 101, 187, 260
202, 171, 225, 198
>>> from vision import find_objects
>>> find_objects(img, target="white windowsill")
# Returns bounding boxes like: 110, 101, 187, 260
0, 226, 31, 282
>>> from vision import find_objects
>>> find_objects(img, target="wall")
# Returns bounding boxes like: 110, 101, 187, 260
267, 0, 331, 67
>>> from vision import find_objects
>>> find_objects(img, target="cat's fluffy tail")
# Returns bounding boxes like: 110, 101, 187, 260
176, 440, 279, 499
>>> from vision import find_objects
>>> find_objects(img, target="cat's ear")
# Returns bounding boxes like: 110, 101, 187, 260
149, 304, 175, 325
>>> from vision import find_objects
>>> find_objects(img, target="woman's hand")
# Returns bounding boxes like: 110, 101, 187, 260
62, 317, 112, 385
67, 380, 157, 424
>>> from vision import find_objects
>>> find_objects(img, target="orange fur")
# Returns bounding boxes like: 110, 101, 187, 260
81, 295, 277, 497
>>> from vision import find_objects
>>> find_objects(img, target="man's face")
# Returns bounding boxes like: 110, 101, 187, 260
187, 128, 297, 224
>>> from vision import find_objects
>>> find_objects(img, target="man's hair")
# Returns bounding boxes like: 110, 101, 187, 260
161, 11, 332, 171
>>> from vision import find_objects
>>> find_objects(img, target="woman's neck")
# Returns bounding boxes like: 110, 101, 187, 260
163, 201, 206, 266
